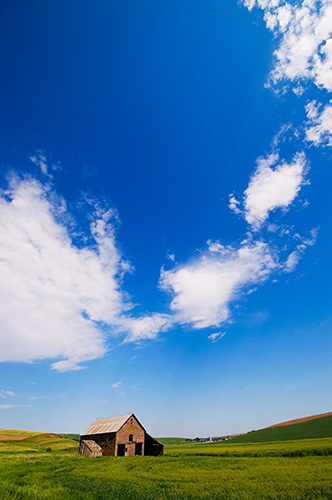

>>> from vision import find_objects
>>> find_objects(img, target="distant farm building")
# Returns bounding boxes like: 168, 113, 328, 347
79, 413, 164, 457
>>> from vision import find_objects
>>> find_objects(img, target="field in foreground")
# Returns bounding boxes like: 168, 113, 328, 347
0, 432, 332, 499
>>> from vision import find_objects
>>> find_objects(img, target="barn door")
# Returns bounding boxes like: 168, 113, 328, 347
117, 444, 125, 456
135, 443, 142, 455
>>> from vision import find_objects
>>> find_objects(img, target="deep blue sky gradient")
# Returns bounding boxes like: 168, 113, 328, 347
0, 0, 331, 436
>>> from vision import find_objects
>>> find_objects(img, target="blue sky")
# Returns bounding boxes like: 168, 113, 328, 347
0, 0, 331, 437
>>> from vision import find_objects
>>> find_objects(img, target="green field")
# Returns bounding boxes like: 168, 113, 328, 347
0, 423, 331, 499
158, 437, 196, 445
227, 414, 332, 444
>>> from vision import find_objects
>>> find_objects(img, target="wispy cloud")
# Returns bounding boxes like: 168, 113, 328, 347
112, 382, 122, 389
0, 404, 32, 410
29, 149, 62, 177
305, 100, 332, 147
29, 396, 50, 401
208, 332, 226, 343
246, 382, 266, 391
0, 390, 15, 398
284, 228, 318, 273
29, 149, 48, 175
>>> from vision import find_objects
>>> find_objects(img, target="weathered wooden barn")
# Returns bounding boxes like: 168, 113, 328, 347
79, 413, 164, 457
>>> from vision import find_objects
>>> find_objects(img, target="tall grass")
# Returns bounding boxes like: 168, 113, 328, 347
0, 431, 331, 499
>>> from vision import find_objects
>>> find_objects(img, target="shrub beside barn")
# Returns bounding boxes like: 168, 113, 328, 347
79, 413, 164, 457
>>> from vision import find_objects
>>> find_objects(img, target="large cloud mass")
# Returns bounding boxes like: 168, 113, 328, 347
0, 177, 129, 371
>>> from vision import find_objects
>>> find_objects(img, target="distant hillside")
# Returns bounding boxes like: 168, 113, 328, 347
228, 414, 332, 444
0, 429, 42, 438
158, 437, 195, 445
0, 430, 78, 453
59, 433, 80, 442
265, 411, 332, 429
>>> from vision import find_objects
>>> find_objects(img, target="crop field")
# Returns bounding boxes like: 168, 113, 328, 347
0, 431, 332, 500
227, 414, 332, 444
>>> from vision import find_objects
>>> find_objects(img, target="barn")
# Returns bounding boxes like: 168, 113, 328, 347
79, 413, 164, 457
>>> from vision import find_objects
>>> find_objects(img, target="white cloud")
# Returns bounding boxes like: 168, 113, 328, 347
284, 227, 318, 272
0, 404, 31, 410
29, 396, 50, 401
167, 253, 175, 262
284, 250, 301, 273
243, 152, 307, 227
30, 149, 49, 175
0, 176, 131, 371
112, 381, 122, 388
305, 100, 332, 146
228, 194, 241, 214
120, 314, 172, 342
242, 0, 332, 92
29, 149, 62, 176
160, 240, 278, 329
0, 390, 15, 398
208, 332, 226, 343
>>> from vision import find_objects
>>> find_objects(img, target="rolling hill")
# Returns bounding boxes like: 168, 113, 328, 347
228, 413, 332, 444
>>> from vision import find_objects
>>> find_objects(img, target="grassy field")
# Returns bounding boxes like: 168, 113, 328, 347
0, 429, 42, 437
0, 429, 332, 499
158, 437, 196, 445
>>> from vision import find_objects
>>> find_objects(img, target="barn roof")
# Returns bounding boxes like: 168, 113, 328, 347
81, 413, 133, 436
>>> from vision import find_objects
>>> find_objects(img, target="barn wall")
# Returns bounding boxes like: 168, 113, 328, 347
116, 415, 145, 456
79, 439, 103, 457
80, 432, 116, 456
144, 433, 164, 456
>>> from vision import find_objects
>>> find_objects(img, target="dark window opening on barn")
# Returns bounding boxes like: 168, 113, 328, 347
131, 417, 133, 424
129, 434, 133, 441
117, 444, 125, 456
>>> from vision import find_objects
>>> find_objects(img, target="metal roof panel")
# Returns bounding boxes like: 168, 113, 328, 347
81, 413, 133, 436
